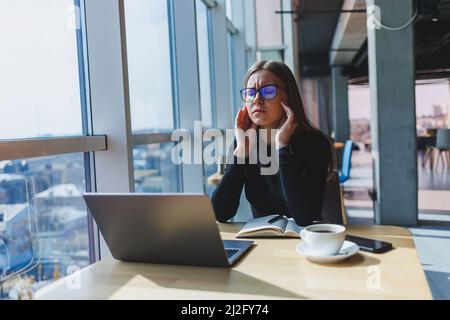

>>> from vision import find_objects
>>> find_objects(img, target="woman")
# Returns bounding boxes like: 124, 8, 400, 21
211, 60, 336, 226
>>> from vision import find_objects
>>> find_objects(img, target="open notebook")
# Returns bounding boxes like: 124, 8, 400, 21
236, 215, 304, 238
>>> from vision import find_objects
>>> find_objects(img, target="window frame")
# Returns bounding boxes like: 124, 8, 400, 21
196, 0, 218, 129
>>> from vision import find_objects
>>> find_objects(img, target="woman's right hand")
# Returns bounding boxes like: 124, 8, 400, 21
234, 106, 257, 158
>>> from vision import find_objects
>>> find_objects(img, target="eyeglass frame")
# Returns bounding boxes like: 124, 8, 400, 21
239, 84, 284, 102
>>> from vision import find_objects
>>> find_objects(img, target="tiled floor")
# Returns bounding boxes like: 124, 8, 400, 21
344, 150, 450, 300
410, 221, 450, 300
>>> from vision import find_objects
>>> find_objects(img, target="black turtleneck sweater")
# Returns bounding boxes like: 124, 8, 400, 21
210, 128, 331, 226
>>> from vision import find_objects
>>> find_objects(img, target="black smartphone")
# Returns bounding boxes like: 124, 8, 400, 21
345, 235, 393, 253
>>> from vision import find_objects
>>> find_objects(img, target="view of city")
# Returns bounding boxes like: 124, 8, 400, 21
133, 143, 181, 193
416, 104, 448, 136
349, 83, 450, 149
0, 145, 186, 298
0, 153, 89, 299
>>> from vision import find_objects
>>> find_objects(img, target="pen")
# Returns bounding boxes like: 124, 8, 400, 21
268, 215, 284, 224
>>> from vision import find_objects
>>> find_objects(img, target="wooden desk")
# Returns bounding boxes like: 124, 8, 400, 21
35, 224, 432, 300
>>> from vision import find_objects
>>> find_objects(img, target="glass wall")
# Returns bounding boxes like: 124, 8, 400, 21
225, 0, 233, 20
133, 143, 181, 193
195, 0, 218, 196
255, 0, 284, 62
124, 0, 182, 193
0, 154, 89, 299
255, 0, 283, 47
0, 0, 83, 139
196, 0, 214, 129
349, 81, 450, 150
0, 0, 92, 299
124, 0, 174, 133
416, 82, 450, 136
228, 32, 241, 115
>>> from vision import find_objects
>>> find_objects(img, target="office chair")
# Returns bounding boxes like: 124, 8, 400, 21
339, 140, 354, 183
436, 129, 450, 170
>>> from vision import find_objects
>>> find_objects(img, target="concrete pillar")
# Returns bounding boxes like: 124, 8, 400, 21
281, 0, 297, 77
367, 0, 418, 226
243, 0, 257, 68
299, 78, 320, 128
448, 79, 450, 128
317, 77, 332, 135
331, 67, 350, 143
212, 0, 233, 130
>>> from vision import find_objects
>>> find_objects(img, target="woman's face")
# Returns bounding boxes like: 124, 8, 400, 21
244, 70, 286, 129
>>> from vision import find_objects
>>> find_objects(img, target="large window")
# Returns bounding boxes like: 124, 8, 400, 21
225, 0, 233, 20
124, 0, 174, 133
255, 0, 283, 47
133, 143, 180, 193
228, 31, 240, 115
124, 0, 182, 193
255, 0, 284, 62
196, 0, 218, 196
196, 0, 215, 129
349, 82, 450, 148
416, 82, 450, 136
0, 0, 95, 299
0, 154, 90, 299
0, 0, 83, 139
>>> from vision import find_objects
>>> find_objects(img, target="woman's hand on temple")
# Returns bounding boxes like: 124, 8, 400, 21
275, 99, 298, 150
234, 106, 257, 158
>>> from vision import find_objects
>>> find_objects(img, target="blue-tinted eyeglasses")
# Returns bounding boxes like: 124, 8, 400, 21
240, 85, 281, 102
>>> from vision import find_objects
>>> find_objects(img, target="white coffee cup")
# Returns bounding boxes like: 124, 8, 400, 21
300, 224, 346, 256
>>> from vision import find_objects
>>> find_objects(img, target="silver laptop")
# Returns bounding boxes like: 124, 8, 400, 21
83, 193, 254, 267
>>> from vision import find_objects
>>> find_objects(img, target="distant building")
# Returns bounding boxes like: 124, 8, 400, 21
433, 104, 444, 117
350, 118, 371, 149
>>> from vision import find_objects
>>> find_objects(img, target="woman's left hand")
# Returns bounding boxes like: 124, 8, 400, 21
275, 99, 298, 149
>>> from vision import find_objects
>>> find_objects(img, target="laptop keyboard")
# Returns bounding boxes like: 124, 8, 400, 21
226, 249, 240, 259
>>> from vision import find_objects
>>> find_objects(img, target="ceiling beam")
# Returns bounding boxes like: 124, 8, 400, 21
329, 0, 367, 65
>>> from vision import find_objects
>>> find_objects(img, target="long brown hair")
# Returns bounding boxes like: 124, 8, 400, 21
243, 60, 337, 180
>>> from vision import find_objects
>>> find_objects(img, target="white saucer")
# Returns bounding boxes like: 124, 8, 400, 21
296, 240, 359, 264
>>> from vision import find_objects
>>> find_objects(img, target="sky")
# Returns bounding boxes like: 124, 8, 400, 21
0, 0, 175, 140
0, 0, 82, 139
124, 0, 174, 132
349, 82, 450, 120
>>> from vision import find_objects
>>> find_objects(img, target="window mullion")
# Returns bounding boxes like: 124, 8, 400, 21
172, 0, 204, 193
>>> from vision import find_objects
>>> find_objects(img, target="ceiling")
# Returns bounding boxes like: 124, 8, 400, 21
293, 0, 450, 83
295, 0, 344, 77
